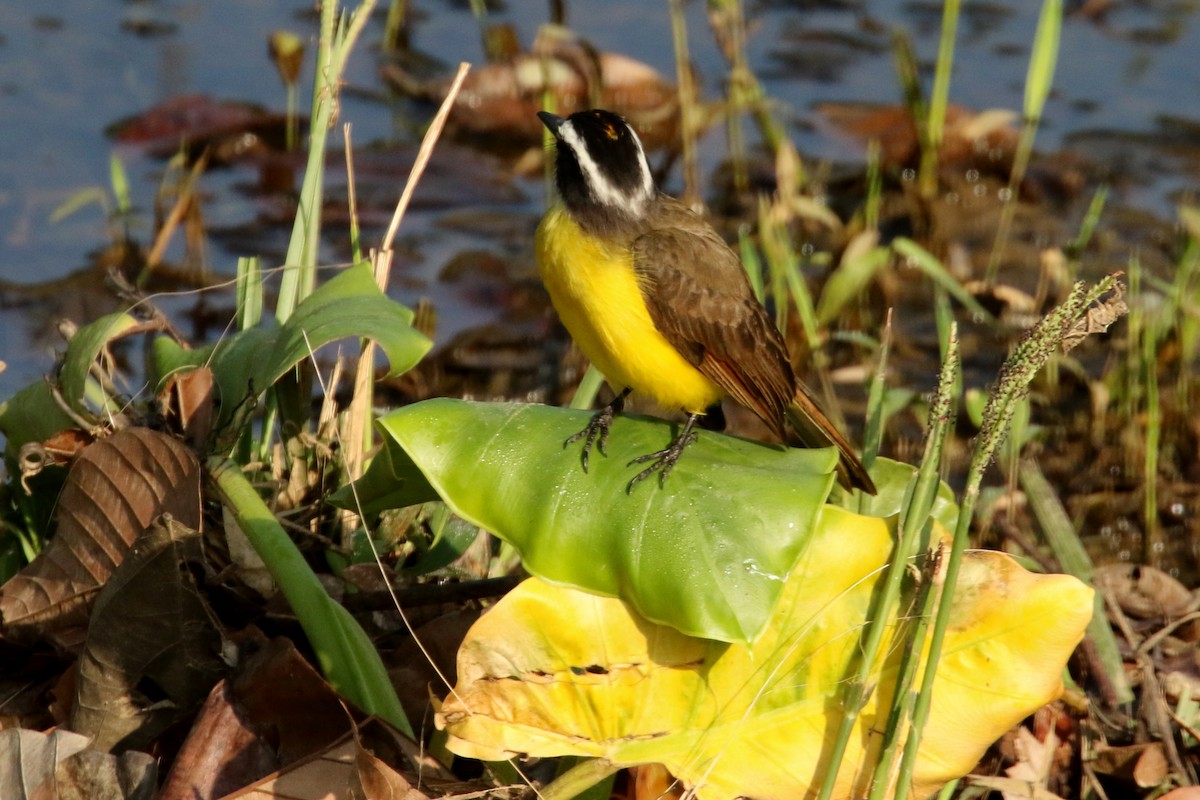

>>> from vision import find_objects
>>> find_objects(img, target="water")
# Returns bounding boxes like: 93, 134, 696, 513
1, 0, 1198, 400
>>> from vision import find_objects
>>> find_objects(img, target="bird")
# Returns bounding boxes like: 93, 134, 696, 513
535, 108, 876, 494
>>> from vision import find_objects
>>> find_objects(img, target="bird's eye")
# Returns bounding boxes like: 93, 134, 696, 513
603, 123, 618, 141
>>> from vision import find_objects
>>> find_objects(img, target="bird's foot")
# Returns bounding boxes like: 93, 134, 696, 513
565, 388, 630, 472
626, 414, 701, 490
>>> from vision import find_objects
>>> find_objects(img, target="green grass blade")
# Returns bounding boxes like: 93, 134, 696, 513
1019, 459, 1133, 704
920, 0, 962, 198
1024, 0, 1063, 122
236, 256, 263, 331
209, 456, 412, 735
893, 237, 995, 322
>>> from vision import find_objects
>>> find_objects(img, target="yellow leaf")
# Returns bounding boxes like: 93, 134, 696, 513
438, 507, 1093, 799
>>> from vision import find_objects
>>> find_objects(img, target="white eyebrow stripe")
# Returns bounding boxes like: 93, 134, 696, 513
558, 118, 653, 212
630, 128, 654, 200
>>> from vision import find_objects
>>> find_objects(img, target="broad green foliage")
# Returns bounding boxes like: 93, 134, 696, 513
154, 262, 431, 429
437, 510, 1094, 800
342, 398, 840, 643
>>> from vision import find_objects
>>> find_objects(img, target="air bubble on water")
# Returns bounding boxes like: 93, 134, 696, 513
1152, 541, 1165, 553
973, 184, 987, 197
945, 192, 959, 205
965, 169, 980, 182
998, 187, 1013, 202
1118, 549, 1130, 561
801, 242, 814, 256
1169, 502, 1186, 516
901, 168, 916, 182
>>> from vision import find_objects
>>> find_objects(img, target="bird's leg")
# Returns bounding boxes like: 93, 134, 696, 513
566, 387, 632, 472
627, 412, 702, 490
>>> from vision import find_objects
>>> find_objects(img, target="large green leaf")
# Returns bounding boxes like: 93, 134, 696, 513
153, 262, 432, 429
344, 398, 840, 642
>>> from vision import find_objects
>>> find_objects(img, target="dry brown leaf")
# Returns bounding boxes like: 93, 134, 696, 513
46, 748, 157, 800
1, 728, 156, 800
0, 428, 202, 649
1094, 563, 1195, 621
1091, 742, 1170, 789
382, 29, 678, 147
1005, 725, 1058, 797
353, 741, 429, 800
630, 764, 683, 800
159, 638, 355, 800
1061, 282, 1127, 353
159, 365, 215, 447
71, 516, 226, 753
967, 775, 1067, 800
0, 728, 91, 799
221, 737, 359, 800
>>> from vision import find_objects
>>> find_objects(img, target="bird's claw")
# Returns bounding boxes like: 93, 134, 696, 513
565, 405, 617, 472
626, 429, 698, 490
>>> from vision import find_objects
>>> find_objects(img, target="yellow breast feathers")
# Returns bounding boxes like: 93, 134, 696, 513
535, 205, 723, 414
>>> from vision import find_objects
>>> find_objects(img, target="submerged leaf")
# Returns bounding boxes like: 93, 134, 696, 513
438, 506, 1093, 800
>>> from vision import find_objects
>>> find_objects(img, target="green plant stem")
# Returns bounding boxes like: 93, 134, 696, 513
861, 311, 892, 474
1141, 314, 1162, 565
818, 328, 960, 800
382, 0, 409, 52
985, 0, 1062, 284
669, 0, 701, 206
919, 0, 961, 199
895, 275, 1123, 794
569, 364, 606, 410
277, 0, 377, 321
866, 328, 960, 800
539, 759, 622, 800
208, 455, 413, 736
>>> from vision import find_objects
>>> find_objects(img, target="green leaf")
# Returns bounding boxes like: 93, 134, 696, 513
152, 262, 432, 430
61, 312, 141, 416
832, 457, 959, 534
352, 398, 840, 643
892, 238, 995, 322
329, 436, 437, 516
210, 456, 413, 736
0, 383, 80, 460
816, 237, 889, 326
1024, 0, 1063, 121
279, 261, 426, 380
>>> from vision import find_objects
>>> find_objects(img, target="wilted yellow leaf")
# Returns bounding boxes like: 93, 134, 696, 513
438, 507, 1093, 799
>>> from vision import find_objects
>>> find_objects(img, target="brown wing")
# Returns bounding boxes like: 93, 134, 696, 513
631, 201, 795, 438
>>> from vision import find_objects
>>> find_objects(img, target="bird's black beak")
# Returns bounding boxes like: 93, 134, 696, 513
537, 111, 564, 138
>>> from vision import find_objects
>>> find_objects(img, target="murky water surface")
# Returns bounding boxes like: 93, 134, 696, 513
1, 0, 1197, 401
